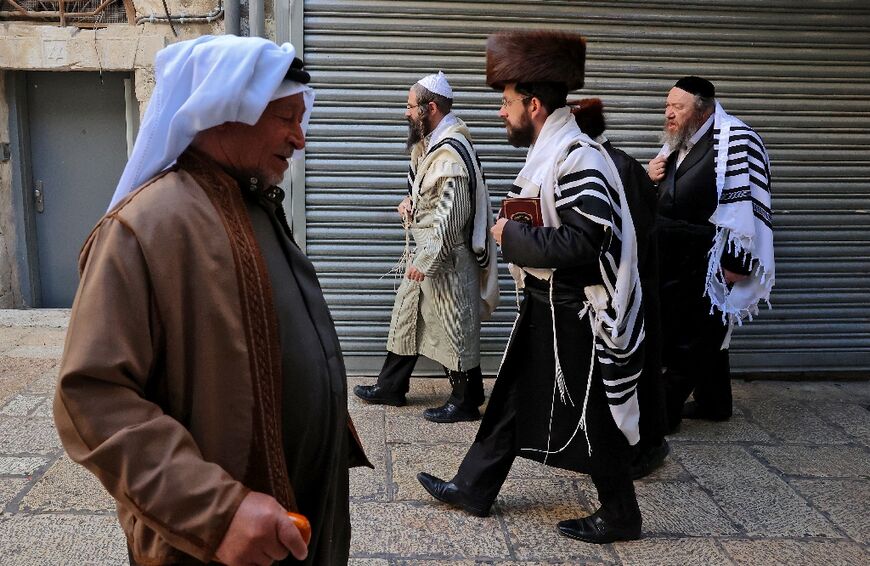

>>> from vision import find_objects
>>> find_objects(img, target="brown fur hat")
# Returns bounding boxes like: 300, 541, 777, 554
568, 98, 605, 138
486, 31, 586, 90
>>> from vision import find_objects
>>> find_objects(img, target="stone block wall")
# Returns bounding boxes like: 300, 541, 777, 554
0, 4, 223, 306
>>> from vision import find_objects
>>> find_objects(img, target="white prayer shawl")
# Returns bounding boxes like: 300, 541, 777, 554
660, 102, 774, 346
505, 107, 644, 448
410, 117, 500, 320
108, 35, 314, 210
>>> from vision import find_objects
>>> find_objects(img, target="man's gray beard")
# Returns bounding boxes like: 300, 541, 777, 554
661, 111, 708, 149
406, 113, 430, 151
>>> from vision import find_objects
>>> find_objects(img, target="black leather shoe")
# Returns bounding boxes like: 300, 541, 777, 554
423, 402, 480, 423
416, 472, 490, 517
557, 511, 642, 544
681, 401, 731, 422
353, 384, 407, 407
630, 439, 671, 480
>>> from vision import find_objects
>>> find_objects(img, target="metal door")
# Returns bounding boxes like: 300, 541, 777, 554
302, 0, 870, 375
25, 71, 129, 307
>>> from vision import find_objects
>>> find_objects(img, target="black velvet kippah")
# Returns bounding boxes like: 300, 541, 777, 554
674, 75, 715, 98
285, 57, 311, 85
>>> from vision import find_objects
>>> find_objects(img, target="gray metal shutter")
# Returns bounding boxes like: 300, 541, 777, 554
302, 0, 870, 375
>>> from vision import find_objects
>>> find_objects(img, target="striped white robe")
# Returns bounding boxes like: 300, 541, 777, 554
386, 119, 496, 371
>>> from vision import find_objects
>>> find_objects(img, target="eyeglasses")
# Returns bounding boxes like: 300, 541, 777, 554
501, 96, 531, 109
405, 103, 420, 110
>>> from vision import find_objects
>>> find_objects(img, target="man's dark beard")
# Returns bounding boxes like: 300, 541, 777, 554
504, 111, 534, 148
661, 109, 708, 149
406, 109, 431, 151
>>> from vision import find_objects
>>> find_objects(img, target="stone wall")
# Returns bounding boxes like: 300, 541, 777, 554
0, 3, 222, 306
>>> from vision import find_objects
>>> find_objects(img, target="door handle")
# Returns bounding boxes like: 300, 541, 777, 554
34, 180, 44, 213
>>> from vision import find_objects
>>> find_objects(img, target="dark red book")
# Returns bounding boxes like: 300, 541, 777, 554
499, 197, 543, 227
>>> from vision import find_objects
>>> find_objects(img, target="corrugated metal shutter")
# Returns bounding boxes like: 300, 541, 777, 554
302, 0, 870, 375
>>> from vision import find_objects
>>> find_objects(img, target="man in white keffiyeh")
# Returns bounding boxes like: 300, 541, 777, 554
648, 76, 774, 432
54, 36, 370, 566
417, 30, 646, 545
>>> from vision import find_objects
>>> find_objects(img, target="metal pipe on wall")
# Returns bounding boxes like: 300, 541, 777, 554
224, 0, 239, 35
273, 0, 290, 44
249, 0, 265, 38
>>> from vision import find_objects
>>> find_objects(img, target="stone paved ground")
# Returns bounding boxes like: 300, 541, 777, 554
0, 310, 868, 565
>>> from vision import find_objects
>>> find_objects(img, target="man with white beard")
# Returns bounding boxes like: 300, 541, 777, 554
648, 76, 774, 433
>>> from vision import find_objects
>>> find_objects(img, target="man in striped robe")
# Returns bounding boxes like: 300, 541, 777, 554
417, 31, 646, 544
648, 77, 774, 432
354, 72, 499, 423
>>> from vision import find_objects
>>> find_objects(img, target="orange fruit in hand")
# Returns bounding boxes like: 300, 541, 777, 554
286, 512, 311, 545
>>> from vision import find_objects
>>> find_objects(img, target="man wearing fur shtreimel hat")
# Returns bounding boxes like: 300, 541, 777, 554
418, 30, 646, 544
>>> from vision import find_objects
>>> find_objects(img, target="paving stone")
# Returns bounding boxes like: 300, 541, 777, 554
0, 329, 27, 354
350, 463, 387, 501
385, 414, 478, 445
613, 538, 733, 565
747, 400, 854, 445
493, 562, 602, 566
0, 309, 70, 329
817, 401, 870, 447
394, 561, 480, 566
349, 407, 386, 460
0, 456, 49, 476
349, 500, 510, 560
753, 445, 870, 478
24, 369, 60, 396
0, 357, 56, 405
12, 328, 67, 347
791, 479, 870, 544
575, 479, 738, 537
676, 445, 838, 536
498, 479, 614, 563
3, 345, 64, 359
19, 456, 114, 512
349, 559, 390, 566
722, 538, 869, 566
0, 513, 126, 565
0, 416, 61, 455
0, 395, 45, 416
391, 444, 466, 501
30, 398, 52, 418
632, 446, 691, 482
508, 454, 584, 480
636, 482, 738, 536
668, 415, 773, 443
0, 478, 29, 510
732, 381, 869, 403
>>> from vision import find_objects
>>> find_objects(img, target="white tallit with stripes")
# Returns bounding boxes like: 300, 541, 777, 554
506, 107, 645, 447
660, 102, 774, 346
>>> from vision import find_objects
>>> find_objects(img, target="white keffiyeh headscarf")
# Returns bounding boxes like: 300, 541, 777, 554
108, 35, 314, 210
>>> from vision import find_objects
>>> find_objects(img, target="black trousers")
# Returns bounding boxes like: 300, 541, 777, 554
375, 352, 484, 409
451, 350, 639, 523
660, 275, 732, 431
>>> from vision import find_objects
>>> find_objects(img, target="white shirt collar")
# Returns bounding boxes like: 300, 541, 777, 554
425, 112, 459, 150
686, 113, 714, 150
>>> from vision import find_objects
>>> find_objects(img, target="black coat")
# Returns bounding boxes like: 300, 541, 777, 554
603, 140, 667, 446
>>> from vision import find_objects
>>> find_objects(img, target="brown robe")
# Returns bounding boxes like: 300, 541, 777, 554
53, 149, 368, 565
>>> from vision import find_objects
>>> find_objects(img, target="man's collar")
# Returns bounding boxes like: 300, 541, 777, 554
686, 113, 714, 149
425, 112, 458, 150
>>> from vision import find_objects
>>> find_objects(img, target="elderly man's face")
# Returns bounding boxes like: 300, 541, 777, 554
222, 93, 306, 186
664, 87, 698, 135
